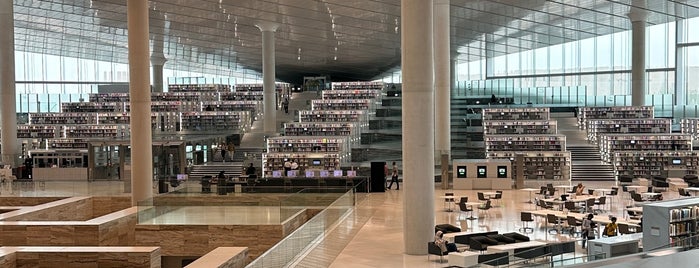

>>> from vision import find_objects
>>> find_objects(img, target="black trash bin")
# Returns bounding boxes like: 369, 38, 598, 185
158, 178, 168, 193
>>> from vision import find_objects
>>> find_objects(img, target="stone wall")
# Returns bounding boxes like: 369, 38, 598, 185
0, 197, 64, 207
0, 246, 160, 268
184, 247, 248, 268
1, 197, 93, 221
91, 196, 132, 218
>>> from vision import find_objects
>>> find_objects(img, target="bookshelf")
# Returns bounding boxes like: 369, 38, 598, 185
200, 101, 262, 113
298, 110, 370, 124
152, 92, 219, 102
179, 111, 251, 132
321, 89, 382, 100
48, 138, 89, 149
235, 83, 291, 92
586, 119, 672, 144
29, 113, 98, 125
487, 151, 571, 181
17, 125, 58, 139
311, 99, 375, 111
168, 84, 232, 92
331, 81, 384, 90
61, 102, 124, 113
483, 120, 558, 135
261, 152, 342, 177
282, 122, 361, 143
482, 107, 550, 120
62, 125, 129, 138
484, 134, 566, 153
599, 134, 693, 163
266, 136, 350, 156
681, 118, 699, 140
220, 91, 264, 101
612, 151, 699, 178
643, 198, 699, 251
578, 106, 654, 130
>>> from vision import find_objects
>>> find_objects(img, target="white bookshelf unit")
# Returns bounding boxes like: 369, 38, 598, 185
681, 118, 699, 140
168, 84, 232, 92
482, 107, 550, 120
484, 134, 566, 153
282, 122, 361, 144
261, 152, 342, 178
331, 81, 384, 90
483, 120, 558, 135
298, 110, 370, 124
599, 134, 693, 163
586, 118, 672, 144
487, 151, 571, 181
179, 111, 251, 132
612, 151, 699, 178
63, 125, 129, 138
578, 106, 654, 130
321, 89, 382, 100
311, 99, 375, 111
643, 198, 699, 251
61, 102, 125, 113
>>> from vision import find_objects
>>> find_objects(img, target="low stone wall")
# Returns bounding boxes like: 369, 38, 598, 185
91, 196, 132, 218
0, 197, 64, 207
0, 197, 93, 221
184, 247, 248, 268
0, 246, 160, 268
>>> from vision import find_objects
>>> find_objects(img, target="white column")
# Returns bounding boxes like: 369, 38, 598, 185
127, 0, 153, 206
628, 1, 647, 106
256, 22, 278, 133
402, 0, 435, 255
434, 0, 450, 158
0, 0, 18, 166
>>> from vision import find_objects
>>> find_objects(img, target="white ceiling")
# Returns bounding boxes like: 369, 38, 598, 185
12, 0, 699, 83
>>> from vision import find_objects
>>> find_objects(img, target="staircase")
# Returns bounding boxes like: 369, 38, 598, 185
450, 96, 485, 160
352, 93, 402, 163
568, 146, 616, 181
188, 163, 243, 180
553, 112, 616, 181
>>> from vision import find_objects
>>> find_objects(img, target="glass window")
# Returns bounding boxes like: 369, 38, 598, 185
596, 34, 612, 72
534, 46, 549, 74
549, 44, 563, 74
579, 37, 595, 72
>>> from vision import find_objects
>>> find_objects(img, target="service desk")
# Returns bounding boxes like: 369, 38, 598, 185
587, 233, 642, 261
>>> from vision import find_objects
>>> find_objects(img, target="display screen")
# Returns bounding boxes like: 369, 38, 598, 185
312, 159, 322, 165
176, 174, 188, 181
272, 170, 282, 178
347, 170, 356, 177
497, 166, 508, 178
305, 170, 315, 177
287, 170, 298, 177
320, 170, 330, 177
456, 166, 467, 178
333, 170, 343, 177
673, 159, 682, 165
477, 166, 487, 178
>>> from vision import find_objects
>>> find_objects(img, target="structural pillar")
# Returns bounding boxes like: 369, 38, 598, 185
628, 1, 647, 106
402, 0, 435, 255
0, 0, 18, 166
151, 62, 165, 93
256, 22, 279, 133
434, 0, 451, 190
127, 0, 153, 206
150, 12, 166, 93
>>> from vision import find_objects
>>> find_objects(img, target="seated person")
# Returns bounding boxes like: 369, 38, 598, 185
434, 231, 458, 253
575, 183, 586, 196
604, 217, 618, 237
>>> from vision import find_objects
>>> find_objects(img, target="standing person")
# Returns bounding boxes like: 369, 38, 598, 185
246, 163, 257, 178
604, 217, 619, 237
283, 97, 289, 114
581, 213, 596, 248
220, 146, 227, 162
227, 143, 235, 157
388, 162, 399, 190
384, 162, 389, 190
490, 94, 497, 104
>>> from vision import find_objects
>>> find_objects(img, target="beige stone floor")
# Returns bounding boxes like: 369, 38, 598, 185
0, 180, 675, 267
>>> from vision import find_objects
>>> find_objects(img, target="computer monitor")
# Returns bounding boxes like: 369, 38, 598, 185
305, 170, 315, 177
176, 174, 188, 181
333, 170, 343, 177
347, 170, 356, 177
272, 170, 282, 178
319, 170, 330, 177
287, 170, 298, 177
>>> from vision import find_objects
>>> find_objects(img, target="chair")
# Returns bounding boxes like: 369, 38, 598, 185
594, 196, 607, 213
444, 192, 455, 210
547, 188, 557, 198
585, 198, 596, 213
679, 188, 691, 197
568, 185, 578, 194
478, 192, 490, 202
493, 190, 503, 206
564, 201, 581, 213
538, 186, 548, 196
626, 207, 642, 220
478, 200, 492, 217
588, 189, 595, 195
546, 214, 562, 233
566, 216, 582, 236
458, 200, 474, 221
427, 242, 447, 262
538, 199, 554, 210
618, 175, 634, 185
519, 211, 534, 233
618, 223, 632, 235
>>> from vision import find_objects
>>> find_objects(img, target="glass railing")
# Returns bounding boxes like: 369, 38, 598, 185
246, 183, 362, 268
0, 180, 129, 197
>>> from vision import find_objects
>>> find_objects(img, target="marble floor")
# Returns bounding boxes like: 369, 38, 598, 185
0, 180, 675, 267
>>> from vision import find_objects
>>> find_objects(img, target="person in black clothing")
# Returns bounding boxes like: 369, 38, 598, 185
490, 94, 497, 104
283, 98, 289, 114
246, 163, 257, 178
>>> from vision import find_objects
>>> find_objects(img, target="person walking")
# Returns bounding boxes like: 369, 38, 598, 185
384, 163, 389, 190
387, 162, 399, 190
581, 213, 596, 248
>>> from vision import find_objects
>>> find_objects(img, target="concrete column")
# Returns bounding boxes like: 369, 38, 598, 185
256, 22, 278, 133
0, 0, 18, 166
434, 0, 450, 158
151, 63, 165, 93
402, 0, 435, 255
628, 1, 647, 106
127, 0, 153, 206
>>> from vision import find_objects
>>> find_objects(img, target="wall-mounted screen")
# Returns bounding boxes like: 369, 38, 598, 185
456, 166, 467, 178
312, 159, 322, 166
672, 159, 682, 165
477, 166, 487, 178
497, 166, 508, 178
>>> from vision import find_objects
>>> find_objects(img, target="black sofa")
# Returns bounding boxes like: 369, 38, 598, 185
467, 232, 531, 251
